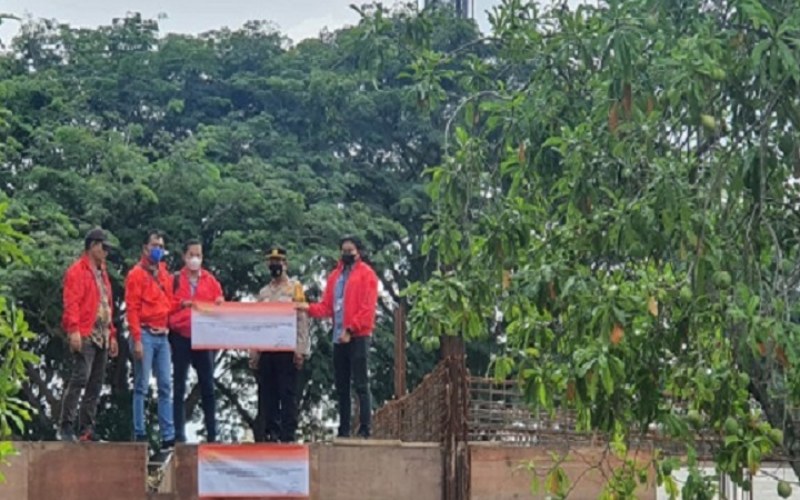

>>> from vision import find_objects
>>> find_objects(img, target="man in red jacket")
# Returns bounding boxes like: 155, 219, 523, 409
59, 228, 119, 442
168, 239, 223, 443
301, 236, 379, 438
125, 230, 175, 453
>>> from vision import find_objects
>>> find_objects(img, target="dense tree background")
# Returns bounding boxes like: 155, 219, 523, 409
406, 0, 800, 497
0, 3, 498, 444
8, 0, 799, 496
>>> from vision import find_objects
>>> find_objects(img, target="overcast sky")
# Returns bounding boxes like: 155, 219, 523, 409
0, 1, 508, 45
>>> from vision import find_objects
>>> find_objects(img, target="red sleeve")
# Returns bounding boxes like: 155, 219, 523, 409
164, 269, 175, 305
62, 264, 83, 334
212, 273, 224, 301
308, 272, 336, 319
348, 268, 379, 334
125, 269, 143, 342
170, 273, 183, 315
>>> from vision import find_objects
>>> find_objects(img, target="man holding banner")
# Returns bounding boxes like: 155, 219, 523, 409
250, 246, 310, 443
299, 236, 378, 439
169, 239, 224, 444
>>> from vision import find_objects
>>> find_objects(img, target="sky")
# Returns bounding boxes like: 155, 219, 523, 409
0, 0, 506, 45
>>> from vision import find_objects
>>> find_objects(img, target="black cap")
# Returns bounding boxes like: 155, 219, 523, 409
85, 228, 115, 249
267, 246, 287, 260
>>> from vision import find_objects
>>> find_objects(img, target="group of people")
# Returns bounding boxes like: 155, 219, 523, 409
58, 228, 379, 456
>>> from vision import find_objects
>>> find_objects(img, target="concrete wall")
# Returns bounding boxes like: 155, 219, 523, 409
1, 441, 658, 499
0, 442, 147, 500
161, 440, 442, 500
469, 443, 656, 500
313, 441, 441, 500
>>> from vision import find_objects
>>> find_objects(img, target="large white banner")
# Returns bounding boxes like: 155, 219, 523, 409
198, 444, 310, 499
191, 302, 297, 351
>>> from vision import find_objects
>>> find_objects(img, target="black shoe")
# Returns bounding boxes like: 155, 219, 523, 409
58, 427, 78, 442
160, 440, 175, 454
134, 434, 148, 443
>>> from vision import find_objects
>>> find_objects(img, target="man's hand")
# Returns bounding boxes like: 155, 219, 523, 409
339, 331, 351, 344
133, 340, 144, 361
109, 338, 119, 358
68, 332, 82, 353
215, 296, 224, 305
293, 353, 304, 370
294, 302, 309, 311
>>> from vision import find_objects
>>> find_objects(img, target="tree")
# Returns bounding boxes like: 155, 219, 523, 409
405, 0, 800, 497
0, 4, 486, 443
0, 93, 38, 482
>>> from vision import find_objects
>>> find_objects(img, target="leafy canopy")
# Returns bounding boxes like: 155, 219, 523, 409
405, 0, 800, 497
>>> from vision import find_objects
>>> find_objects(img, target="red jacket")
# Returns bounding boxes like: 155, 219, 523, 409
308, 260, 379, 337
168, 267, 224, 337
124, 259, 174, 341
61, 254, 117, 340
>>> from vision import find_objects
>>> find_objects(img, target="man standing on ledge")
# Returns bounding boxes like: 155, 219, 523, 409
59, 227, 119, 442
299, 236, 378, 438
125, 230, 175, 454
252, 246, 309, 443
169, 239, 224, 444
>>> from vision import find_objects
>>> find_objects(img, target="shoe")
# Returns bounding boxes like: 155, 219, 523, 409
160, 439, 175, 454
58, 427, 78, 442
134, 435, 148, 442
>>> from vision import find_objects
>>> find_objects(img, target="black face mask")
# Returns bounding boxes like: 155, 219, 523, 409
269, 263, 284, 278
341, 253, 356, 266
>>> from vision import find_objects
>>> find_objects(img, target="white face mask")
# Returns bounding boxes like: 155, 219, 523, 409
187, 256, 202, 271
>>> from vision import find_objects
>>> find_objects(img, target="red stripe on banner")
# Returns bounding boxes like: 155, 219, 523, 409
194, 302, 296, 316
198, 444, 310, 461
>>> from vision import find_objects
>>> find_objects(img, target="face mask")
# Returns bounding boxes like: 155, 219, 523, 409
341, 253, 356, 266
269, 263, 284, 278
149, 247, 164, 263
187, 256, 202, 271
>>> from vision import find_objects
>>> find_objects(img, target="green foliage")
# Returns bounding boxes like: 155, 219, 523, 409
0, 200, 38, 481
405, 0, 800, 493
0, 4, 484, 441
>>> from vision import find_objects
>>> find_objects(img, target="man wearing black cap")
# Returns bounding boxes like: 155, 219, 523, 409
58, 227, 119, 441
251, 246, 309, 442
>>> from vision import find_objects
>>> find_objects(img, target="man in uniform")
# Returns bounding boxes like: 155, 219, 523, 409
251, 246, 309, 442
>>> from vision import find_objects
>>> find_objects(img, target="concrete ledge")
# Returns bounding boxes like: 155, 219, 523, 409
469, 445, 656, 500
0, 441, 657, 499
1, 442, 148, 500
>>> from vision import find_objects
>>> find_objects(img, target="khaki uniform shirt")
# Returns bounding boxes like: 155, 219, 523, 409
249, 278, 309, 368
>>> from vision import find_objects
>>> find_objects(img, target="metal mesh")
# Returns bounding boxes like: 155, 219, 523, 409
373, 359, 451, 442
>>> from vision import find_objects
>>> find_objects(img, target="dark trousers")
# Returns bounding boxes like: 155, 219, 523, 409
59, 339, 107, 433
333, 337, 371, 438
256, 352, 298, 443
170, 333, 216, 443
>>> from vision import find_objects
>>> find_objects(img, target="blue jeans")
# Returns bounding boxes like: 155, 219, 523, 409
132, 329, 175, 442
